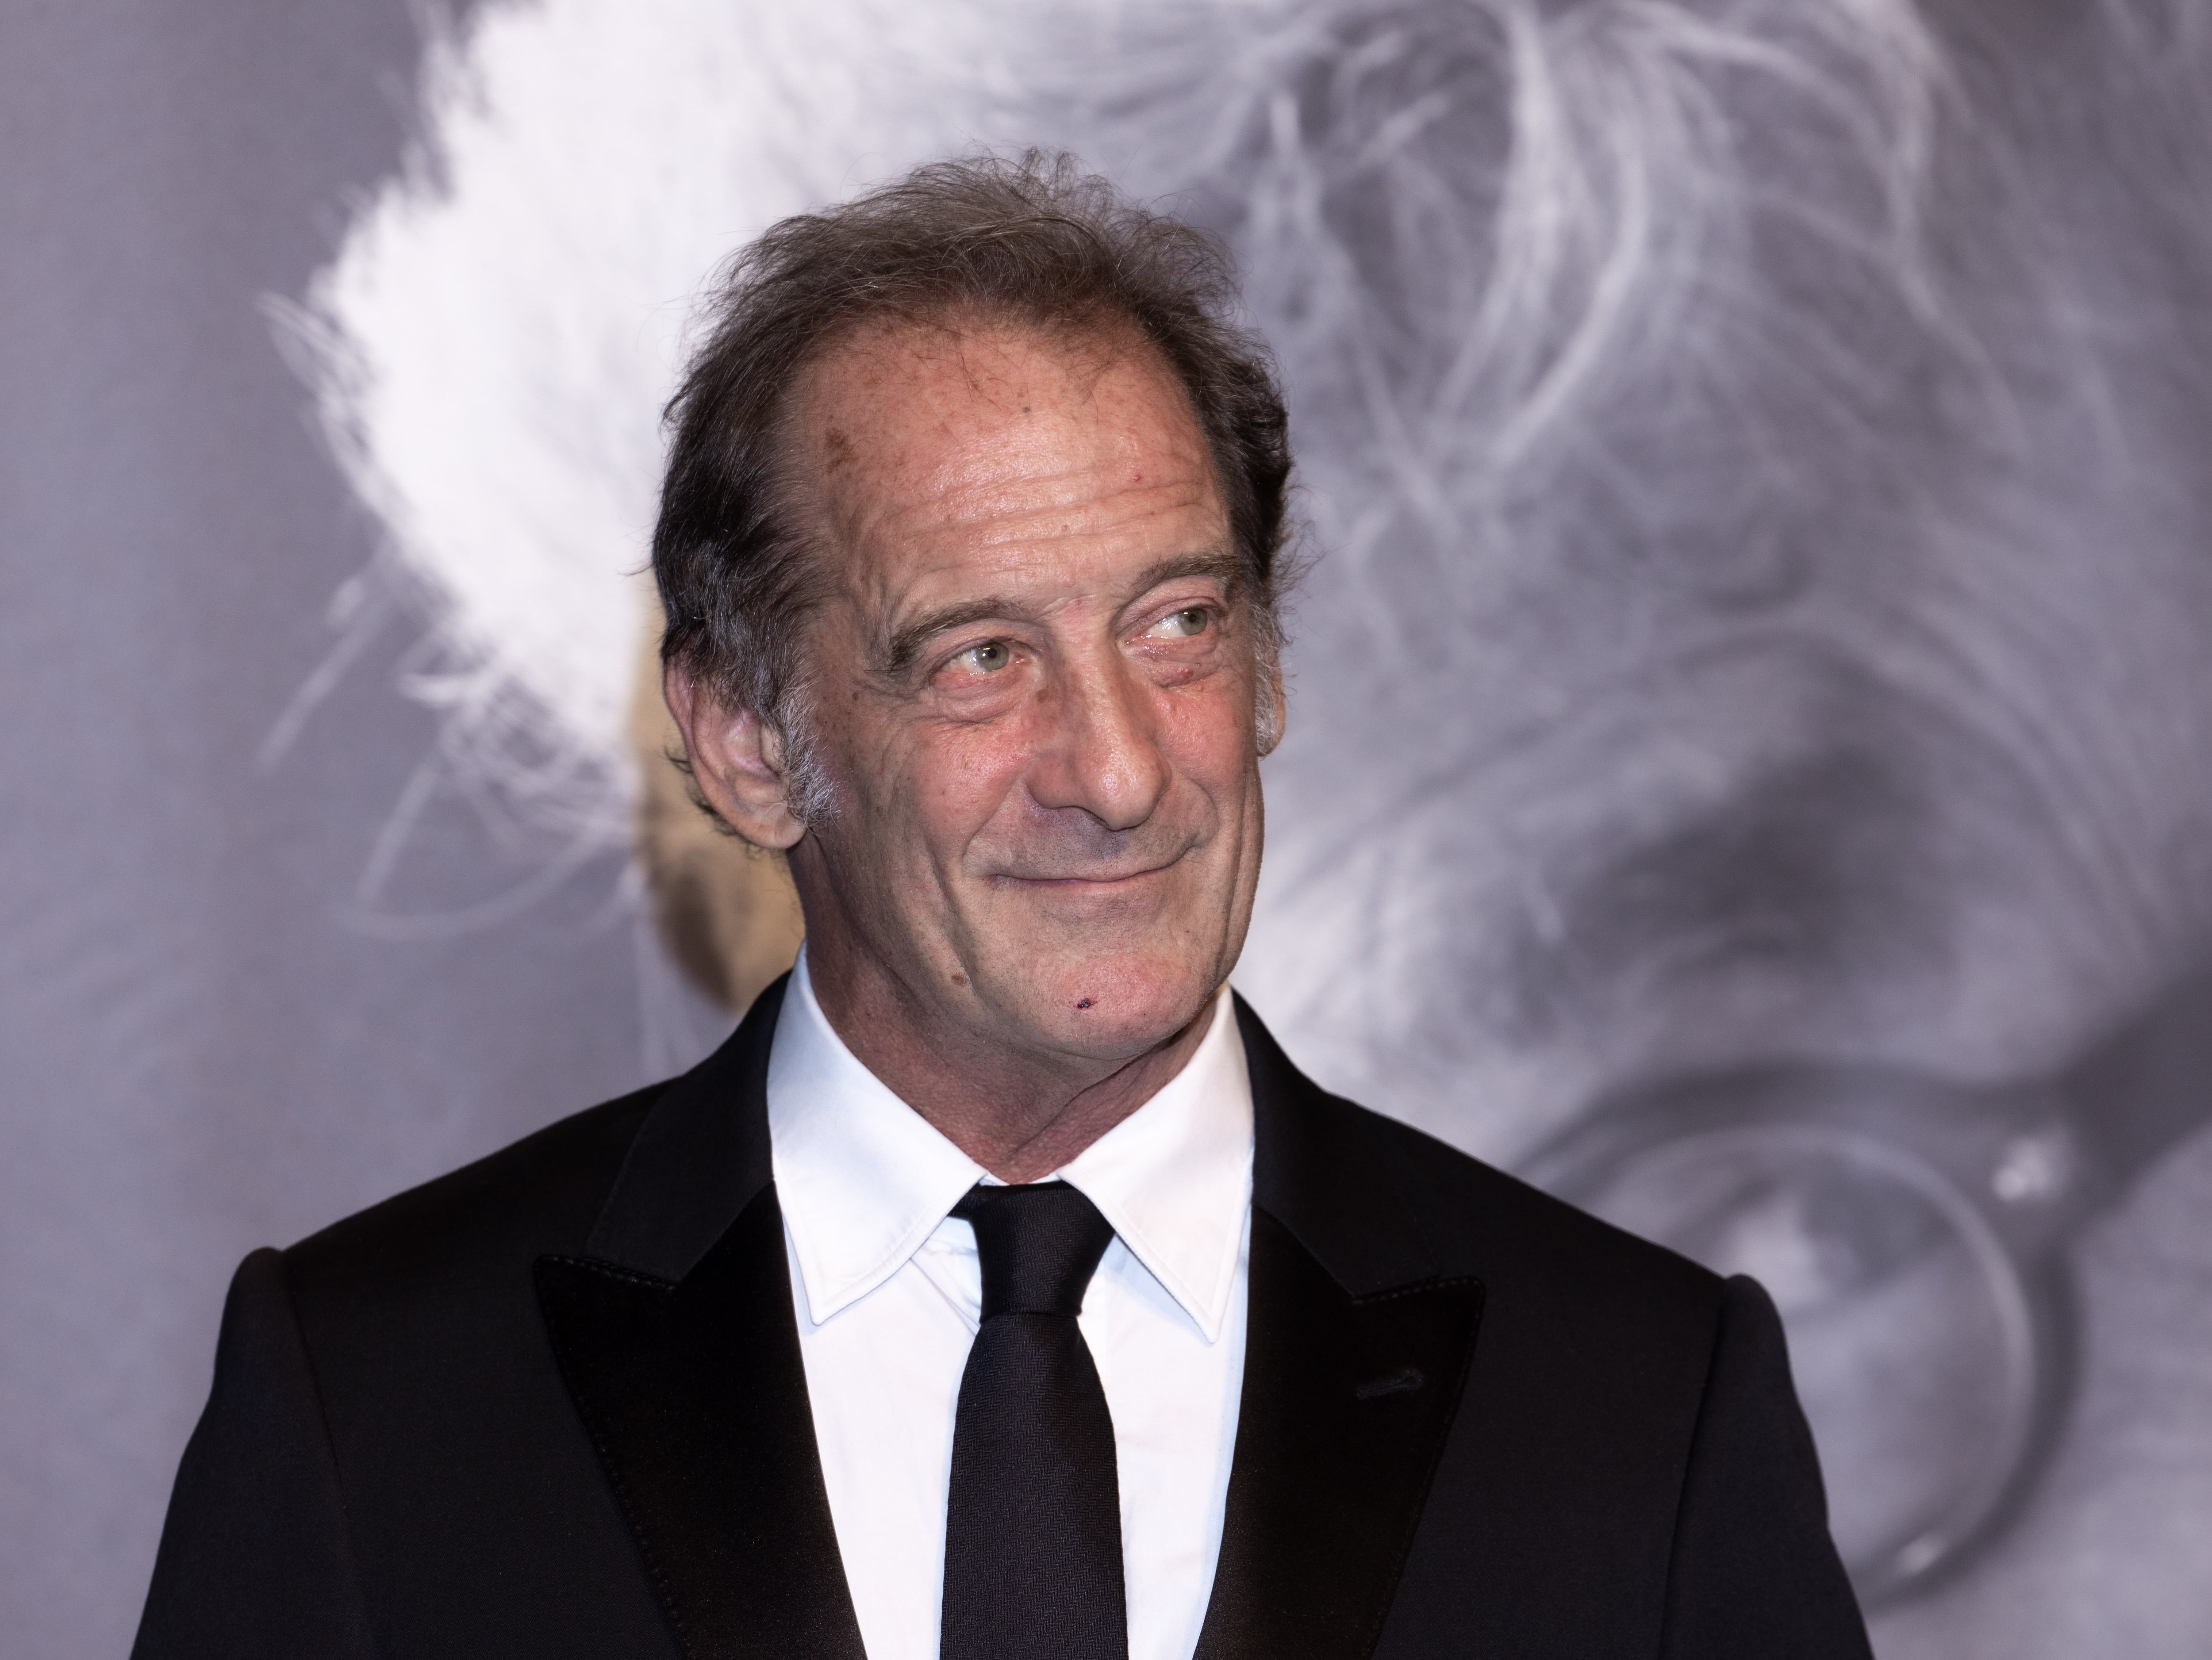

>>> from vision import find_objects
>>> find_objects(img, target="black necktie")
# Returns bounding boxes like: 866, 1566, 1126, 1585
941, 1181, 1129, 1660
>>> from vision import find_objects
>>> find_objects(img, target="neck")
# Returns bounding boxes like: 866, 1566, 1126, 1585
803, 946, 1220, 1184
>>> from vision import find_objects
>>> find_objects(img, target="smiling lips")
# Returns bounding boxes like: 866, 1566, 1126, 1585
975, 819, 1204, 889
998, 862, 1181, 888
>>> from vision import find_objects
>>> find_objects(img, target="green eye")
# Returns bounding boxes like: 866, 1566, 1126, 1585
958, 640, 1011, 672
1153, 607, 1211, 638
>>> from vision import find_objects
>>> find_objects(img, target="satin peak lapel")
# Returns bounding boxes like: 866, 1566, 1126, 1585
537, 978, 864, 1660
1196, 1002, 1487, 1660
537, 1189, 863, 1660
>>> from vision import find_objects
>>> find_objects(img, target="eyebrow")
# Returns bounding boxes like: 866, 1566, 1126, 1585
879, 549, 1245, 676
883, 597, 1035, 676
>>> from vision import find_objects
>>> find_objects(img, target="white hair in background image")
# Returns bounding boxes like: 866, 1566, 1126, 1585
1043, 0, 1984, 1121
1032, 0, 2212, 1156
284, 6, 1835, 935
274, 0, 2212, 1113
264, 0, 1037, 883
273, 0, 1964, 865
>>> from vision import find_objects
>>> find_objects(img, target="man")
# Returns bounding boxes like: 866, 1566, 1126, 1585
135, 155, 1869, 1660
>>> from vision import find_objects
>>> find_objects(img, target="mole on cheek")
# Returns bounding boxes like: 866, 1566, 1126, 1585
1075, 997, 1094, 1010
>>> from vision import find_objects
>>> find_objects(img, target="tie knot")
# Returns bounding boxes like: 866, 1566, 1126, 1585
953, 1182, 1116, 1320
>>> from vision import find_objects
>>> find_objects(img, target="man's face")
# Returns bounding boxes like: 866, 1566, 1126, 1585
774, 319, 1273, 1067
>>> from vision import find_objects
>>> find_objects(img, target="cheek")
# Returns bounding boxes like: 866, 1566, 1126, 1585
1156, 669, 1260, 794
901, 717, 1040, 849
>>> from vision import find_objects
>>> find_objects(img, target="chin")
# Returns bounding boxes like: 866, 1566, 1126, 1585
997, 950, 1222, 1061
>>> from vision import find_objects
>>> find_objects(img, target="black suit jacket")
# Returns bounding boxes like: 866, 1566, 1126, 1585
134, 983, 1870, 1660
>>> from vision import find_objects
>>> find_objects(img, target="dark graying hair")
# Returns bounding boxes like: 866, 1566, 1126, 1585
652, 150, 1296, 820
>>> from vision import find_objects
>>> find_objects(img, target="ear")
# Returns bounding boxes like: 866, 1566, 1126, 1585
663, 663, 810, 851
1257, 658, 1288, 758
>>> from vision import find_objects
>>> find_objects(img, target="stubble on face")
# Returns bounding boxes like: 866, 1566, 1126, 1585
774, 315, 1273, 1173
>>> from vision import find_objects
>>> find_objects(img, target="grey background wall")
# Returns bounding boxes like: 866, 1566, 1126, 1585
0, 6, 669, 1655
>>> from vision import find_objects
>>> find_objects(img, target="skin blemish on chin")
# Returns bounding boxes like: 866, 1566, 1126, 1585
1075, 998, 1094, 1010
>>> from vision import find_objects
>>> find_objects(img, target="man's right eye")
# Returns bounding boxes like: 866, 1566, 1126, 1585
953, 640, 1012, 673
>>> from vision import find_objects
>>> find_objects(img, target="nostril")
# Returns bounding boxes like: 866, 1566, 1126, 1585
1355, 1367, 1424, 1400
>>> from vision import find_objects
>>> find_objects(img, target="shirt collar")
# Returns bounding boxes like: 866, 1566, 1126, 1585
766, 951, 1253, 1342
1053, 989, 1251, 1343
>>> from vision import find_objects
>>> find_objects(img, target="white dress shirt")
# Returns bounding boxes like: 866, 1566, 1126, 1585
767, 951, 1253, 1660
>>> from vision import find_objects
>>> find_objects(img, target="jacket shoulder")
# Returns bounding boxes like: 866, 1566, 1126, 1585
1236, 995, 1717, 1321
1307, 1082, 1723, 1315
1304, 1097, 1745, 1658
241, 1084, 685, 1656
283, 1081, 668, 1306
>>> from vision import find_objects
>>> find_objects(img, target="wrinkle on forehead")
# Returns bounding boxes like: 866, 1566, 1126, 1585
784, 315, 1225, 636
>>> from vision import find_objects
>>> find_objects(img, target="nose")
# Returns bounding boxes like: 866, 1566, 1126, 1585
1025, 656, 1171, 833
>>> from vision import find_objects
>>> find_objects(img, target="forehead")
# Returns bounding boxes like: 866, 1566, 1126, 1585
785, 315, 1225, 598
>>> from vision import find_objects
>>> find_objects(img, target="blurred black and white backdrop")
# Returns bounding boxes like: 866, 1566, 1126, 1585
7, 3, 2212, 1656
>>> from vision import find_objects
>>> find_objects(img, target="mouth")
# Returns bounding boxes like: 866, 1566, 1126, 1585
980, 829, 1203, 892
991, 860, 1182, 892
